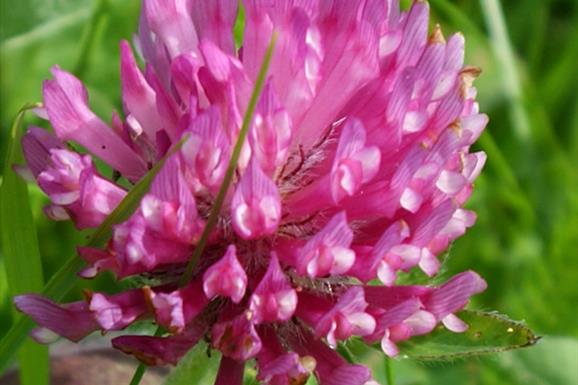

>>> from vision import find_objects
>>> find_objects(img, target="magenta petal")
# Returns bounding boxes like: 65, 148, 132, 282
424, 271, 487, 319
203, 245, 248, 303
257, 352, 315, 385
14, 295, 98, 342
149, 281, 208, 333
231, 158, 281, 240
143, 0, 199, 58
112, 326, 204, 366
88, 289, 149, 331
249, 253, 297, 323
298, 211, 355, 277
190, 0, 238, 56
212, 313, 262, 361
290, 336, 372, 385
120, 40, 162, 141
21, 127, 64, 178
314, 287, 375, 347
43, 67, 147, 180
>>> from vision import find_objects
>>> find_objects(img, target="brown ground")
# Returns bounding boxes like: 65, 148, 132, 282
0, 349, 169, 385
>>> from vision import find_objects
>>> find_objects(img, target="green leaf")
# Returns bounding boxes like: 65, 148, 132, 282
0, 104, 49, 384
394, 310, 539, 361
162, 342, 220, 385
0, 120, 188, 373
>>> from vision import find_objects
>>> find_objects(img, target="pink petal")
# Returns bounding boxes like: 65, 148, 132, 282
143, 0, 199, 58
424, 271, 487, 319
250, 253, 297, 323
43, 67, 147, 180
298, 211, 355, 277
88, 290, 148, 331
231, 158, 282, 240
212, 313, 262, 360
442, 313, 469, 333
112, 325, 204, 366
14, 295, 98, 342
203, 245, 248, 304
120, 40, 163, 141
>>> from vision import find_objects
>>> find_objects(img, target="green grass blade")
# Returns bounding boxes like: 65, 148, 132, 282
128, 31, 277, 385
479, 0, 530, 142
0, 104, 49, 383
73, 0, 109, 79
179, 32, 277, 285
0, 119, 188, 373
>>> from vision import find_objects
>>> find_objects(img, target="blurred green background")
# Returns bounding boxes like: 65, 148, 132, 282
0, 0, 577, 384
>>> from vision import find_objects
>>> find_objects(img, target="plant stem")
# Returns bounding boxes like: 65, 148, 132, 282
385, 357, 394, 385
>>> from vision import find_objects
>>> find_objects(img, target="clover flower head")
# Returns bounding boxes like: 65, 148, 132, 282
16, 1, 489, 384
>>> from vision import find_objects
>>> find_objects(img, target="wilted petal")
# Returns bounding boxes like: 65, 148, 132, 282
112, 325, 204, 366
212, 313, 262, 360
14, 295, 98, 342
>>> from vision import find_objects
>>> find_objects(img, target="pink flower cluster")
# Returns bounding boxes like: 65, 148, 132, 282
16, 1, 489, 384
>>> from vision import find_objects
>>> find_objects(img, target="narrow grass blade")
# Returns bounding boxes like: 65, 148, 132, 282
0, 115, 188, 373
74, 0, 109, 79
0, 104, 49, 383
129, 31, 278, 385
179, 32, 277, 285
479, 0, 530, 142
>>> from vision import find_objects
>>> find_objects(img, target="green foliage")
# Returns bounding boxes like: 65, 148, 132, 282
395, 311, 539, 361
0, 105, 49, 384
162, 343, 220, 385
0, 122, 187, 373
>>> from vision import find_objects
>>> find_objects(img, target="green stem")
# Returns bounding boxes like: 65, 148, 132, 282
179, 32, 277, 286
128, 364, 147, 385
385, 357, 394, 385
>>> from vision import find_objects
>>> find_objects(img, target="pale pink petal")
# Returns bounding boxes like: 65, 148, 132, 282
231, 158, 282, 240
203, 245, 248, 303
43, 67, 147, 180
250, 253, 297, 323
442, 313, 469, 333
